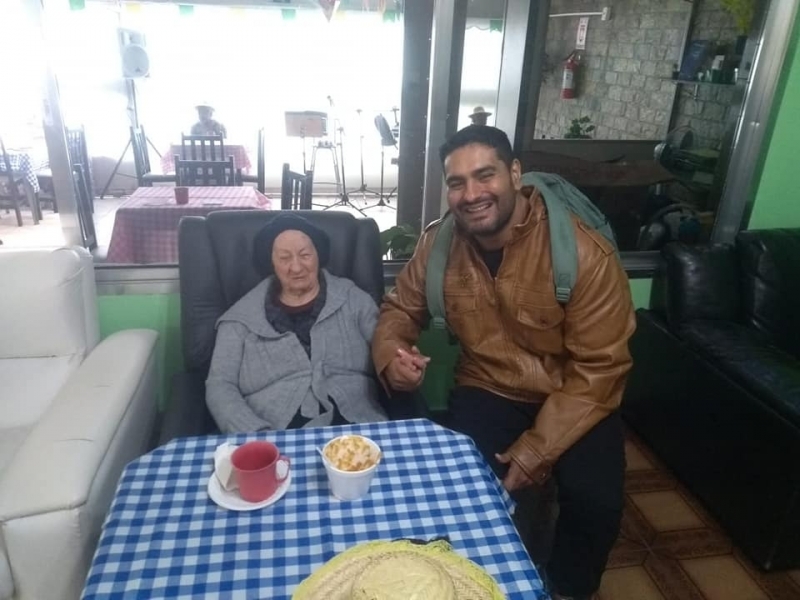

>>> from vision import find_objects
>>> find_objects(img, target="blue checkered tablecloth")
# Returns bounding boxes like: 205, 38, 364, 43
82, 419, 547, 599
0, 151, 45, 193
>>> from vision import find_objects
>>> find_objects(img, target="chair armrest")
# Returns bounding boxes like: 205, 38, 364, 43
157, 372, 218, 446
0, 329, 158, 521
657, 242, 740, 328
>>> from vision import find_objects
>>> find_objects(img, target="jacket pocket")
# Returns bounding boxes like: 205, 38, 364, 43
515, 304, 566, 354
444, 273, 480, 314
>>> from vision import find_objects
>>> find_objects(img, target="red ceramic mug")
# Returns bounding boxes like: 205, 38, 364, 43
174, 186, 189, 205
230, 441, 290, 503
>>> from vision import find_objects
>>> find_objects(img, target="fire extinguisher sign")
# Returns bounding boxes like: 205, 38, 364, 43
576, 17, 589, 50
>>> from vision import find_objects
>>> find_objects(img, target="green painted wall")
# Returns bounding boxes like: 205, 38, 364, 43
629, 278, 652, 309
98, 294, 183, 409
748, 13, 800, 228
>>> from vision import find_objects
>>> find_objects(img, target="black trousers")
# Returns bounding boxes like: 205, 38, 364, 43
446, 386, 625, 598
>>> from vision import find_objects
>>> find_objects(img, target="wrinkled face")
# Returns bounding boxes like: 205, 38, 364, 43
271, 230, 319, 296
197, 106, 213, 122
444, 143, 521, 238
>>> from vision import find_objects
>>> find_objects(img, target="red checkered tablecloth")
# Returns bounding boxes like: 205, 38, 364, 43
105, 186, 270, 264
160, 144, 252, 174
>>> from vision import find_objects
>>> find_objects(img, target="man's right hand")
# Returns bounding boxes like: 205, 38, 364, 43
384, 346, 431, 392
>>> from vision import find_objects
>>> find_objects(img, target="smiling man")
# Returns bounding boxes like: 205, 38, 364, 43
372, 126, 635, 600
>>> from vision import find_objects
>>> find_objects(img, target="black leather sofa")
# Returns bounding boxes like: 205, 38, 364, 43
623, 228, 800, 570
156, 210, 385, 446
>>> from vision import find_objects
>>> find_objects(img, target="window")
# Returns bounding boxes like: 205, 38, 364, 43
1, 0, 405, 264
523, 0, 759, 253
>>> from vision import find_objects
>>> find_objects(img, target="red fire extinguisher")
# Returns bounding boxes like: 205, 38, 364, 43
561, 52, 579, 99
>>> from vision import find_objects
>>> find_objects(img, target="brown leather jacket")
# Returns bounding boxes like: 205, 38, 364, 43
373, 191, 636, 484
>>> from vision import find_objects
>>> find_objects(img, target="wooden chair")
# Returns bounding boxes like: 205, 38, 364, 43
240, 128, 265, 193
35, 170, 57, 213
66, 126, 94, 211
0, 138, 38, 226
73, 164, 97, 250
281, 163, 313, 210
131, 126, 175, 187
181, 134, 225, 161
176, 156, 236, 187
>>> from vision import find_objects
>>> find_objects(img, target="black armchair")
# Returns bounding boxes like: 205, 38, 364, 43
623, 229, 800, 570
157, 209, 385, 445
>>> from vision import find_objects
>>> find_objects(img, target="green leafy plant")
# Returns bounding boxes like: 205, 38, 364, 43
380, 224, 419, 259
720, 0, 756, 34
564, 116, 595, 139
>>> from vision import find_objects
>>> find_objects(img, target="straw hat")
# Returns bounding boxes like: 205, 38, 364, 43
471, 106, 492, 117
292, 540, 505, 600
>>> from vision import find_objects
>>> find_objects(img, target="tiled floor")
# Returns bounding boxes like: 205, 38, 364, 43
596, 431, 800, 600
0, 196, 122, 250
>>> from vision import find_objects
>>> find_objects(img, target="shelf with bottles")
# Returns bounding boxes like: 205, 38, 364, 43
662, 77, 743, 99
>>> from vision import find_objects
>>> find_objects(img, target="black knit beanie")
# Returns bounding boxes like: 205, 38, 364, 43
252, 214, 331, 277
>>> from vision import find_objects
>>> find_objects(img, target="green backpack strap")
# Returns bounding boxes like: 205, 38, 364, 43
522, 172, 578, 304
425, 213, 455, 330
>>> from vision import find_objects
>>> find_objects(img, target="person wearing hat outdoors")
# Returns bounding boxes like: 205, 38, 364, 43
371, 126, 634, 600
468, 106, 492, 126
205, 214, 388, 433
190, 103, 228, 138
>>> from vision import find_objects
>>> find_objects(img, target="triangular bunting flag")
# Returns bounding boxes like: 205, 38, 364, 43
318, 0, 339, 21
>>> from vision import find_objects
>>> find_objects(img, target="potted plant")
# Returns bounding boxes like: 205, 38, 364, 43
380, 224, 419, 260
721, 0, 756, 35
564, 116, 595, 139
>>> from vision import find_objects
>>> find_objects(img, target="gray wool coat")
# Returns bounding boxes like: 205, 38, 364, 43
206, 270, 388, 433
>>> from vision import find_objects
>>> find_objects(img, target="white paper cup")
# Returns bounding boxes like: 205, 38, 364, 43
321, 435, 381, 501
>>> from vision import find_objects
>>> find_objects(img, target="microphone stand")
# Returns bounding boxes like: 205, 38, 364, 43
322, 96, 367, 216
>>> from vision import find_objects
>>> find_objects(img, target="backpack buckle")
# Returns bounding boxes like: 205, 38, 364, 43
431, 316, 448, 330
555, 286, 572, 304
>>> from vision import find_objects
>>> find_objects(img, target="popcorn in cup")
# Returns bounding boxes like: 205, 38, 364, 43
321, 434, 382, 501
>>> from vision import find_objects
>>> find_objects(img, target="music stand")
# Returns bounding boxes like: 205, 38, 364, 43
364, 114, 398, 212
284, 111, 327, 173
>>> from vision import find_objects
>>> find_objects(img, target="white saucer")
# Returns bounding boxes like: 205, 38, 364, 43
207, 469, 292, 511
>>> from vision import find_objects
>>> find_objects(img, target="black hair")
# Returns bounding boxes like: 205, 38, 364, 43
438, 125, 515, 168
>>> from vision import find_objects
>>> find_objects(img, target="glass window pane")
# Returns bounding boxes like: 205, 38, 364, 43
524, 1, 763, 252
3, 1, 405, 263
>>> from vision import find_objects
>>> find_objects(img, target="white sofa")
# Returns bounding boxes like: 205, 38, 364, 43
0, 247, 159, 600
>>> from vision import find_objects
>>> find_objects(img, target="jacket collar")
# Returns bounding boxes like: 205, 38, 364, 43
216, 269, 350, 338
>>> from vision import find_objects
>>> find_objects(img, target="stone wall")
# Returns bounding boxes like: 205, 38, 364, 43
534, 0, 690, 141
534, 0, 741, 150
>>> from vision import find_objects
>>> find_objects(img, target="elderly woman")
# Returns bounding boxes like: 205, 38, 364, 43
206, 214, 388, 433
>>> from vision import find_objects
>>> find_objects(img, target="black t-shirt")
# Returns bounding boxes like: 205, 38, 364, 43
478, 246, 504, 278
